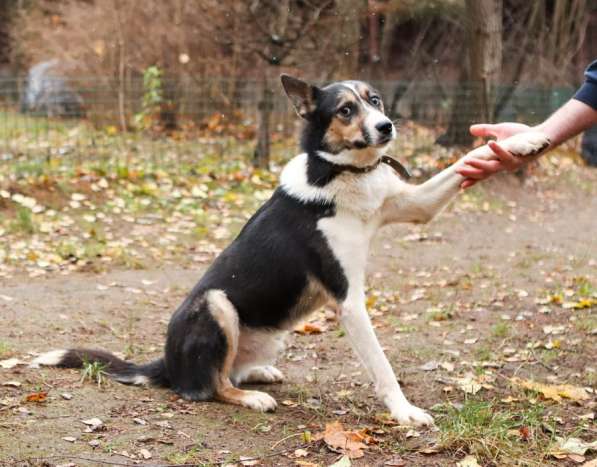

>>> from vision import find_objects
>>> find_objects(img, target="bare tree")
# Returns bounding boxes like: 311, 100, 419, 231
438, 0, 502, 146
199, 0, 335, 168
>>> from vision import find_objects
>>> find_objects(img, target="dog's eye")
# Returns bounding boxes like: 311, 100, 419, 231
337, 106, 352, 118
370, 96, 381, 107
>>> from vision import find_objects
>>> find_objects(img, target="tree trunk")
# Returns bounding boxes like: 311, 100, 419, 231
253, 79, 273, 169
437, 0, 502, 147
468, 0, 502, 123
335, 0, 362, 77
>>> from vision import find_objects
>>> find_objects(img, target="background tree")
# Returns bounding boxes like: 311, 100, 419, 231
438, 0, 503, 146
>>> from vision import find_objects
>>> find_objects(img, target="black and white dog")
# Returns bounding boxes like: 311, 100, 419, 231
32, 75, 549, 426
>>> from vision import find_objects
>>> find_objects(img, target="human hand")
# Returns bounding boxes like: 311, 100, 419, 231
457, 122, 535, 189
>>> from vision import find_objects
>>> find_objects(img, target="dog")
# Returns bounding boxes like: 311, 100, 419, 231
31, 75, 549, 426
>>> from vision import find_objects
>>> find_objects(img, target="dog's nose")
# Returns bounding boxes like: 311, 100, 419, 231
375, 121, 393, 136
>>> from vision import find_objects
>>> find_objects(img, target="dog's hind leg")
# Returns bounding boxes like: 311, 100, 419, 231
208, 291, 278, 412
231, 329, 287, 385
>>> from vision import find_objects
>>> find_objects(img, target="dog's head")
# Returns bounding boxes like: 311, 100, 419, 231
281, 74, 395, 164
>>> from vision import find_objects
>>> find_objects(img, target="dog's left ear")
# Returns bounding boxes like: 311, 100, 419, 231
280, 74, 319, 119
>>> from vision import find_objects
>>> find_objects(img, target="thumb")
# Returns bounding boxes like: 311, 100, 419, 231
469, 123, 498, 138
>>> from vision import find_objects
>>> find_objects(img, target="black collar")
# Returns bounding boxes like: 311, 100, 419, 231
329, 155, 411, 179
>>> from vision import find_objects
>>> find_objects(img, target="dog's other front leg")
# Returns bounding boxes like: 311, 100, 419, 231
339, 288, 433, 426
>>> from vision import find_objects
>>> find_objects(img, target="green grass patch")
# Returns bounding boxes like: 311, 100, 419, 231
491, 321, 511, 339
436, 399, 555, 465
475, 345, 494, 362
80, 360, 108, 388
574, 316, 597, 333
10, 207, 35, 234
0, 341, 12, 357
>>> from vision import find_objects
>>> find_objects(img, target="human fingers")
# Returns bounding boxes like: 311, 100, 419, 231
462, 158, 503, 173
456, 165, 487, 179
460, 179, 478, 189
469, 123, 498, 139
488, 141, 524, 171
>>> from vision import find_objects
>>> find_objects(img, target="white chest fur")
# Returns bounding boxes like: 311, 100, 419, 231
280, 153, 405, 221
280, 153, 403, 293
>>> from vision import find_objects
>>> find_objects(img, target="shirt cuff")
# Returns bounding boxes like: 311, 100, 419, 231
574, 80, 597, 110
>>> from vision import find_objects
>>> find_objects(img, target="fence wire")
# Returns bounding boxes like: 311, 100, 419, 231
0, 76, 575, 170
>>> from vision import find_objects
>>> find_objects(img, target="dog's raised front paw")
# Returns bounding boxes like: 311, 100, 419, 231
391, 404, 434, 427
501, 131, 550, 158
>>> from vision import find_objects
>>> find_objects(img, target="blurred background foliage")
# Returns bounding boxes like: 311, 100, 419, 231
0, 0, 595, 163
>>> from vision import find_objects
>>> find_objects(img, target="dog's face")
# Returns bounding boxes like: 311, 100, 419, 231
281, 75, 395, 160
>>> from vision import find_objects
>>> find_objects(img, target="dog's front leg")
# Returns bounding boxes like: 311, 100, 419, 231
339, 288, 434, 426
382, 131, 550, 225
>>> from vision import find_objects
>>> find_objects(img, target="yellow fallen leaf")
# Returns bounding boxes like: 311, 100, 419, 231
573, 298, 596, 309
366, 295, 377, 309
511, 377, 590, 402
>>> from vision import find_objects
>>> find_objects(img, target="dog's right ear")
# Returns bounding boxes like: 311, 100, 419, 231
280, 74, 319, 119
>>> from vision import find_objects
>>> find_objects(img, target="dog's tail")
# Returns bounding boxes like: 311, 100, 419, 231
30, 349, 169, 387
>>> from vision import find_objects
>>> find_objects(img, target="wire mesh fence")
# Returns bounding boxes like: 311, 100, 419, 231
0, 75, 576, 171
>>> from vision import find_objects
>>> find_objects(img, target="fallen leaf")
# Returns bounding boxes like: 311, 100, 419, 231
239, 456, 261, 466
511, 378, 590, 402
316, 421, 375, 459
543, 325, 566, 335
419, 445, 441, 454
2, 381, 21, 387
25, 391, 47, 403
81, 417, 103, 432
571, 298, 596, 309
457, 455, 481, 467
384, 456, 407, 466
294, 322, 323, 335
440, 362, 455, 372
293, 448, 309, 458
419, 361, 439, 371
329, 456, 351, 467
455, 374, 482, 394
519, 426, 531, 441
550, 436, 597, 462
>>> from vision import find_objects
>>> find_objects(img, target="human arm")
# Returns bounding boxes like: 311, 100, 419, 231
457, 60, 597, 188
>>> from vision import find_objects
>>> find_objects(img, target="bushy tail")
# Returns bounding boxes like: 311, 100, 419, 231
30, 348, 169, 387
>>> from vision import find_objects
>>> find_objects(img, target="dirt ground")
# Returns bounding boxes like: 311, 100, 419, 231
0, 170, 596, 467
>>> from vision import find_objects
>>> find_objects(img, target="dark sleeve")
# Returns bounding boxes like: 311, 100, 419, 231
574, 60, 597, 110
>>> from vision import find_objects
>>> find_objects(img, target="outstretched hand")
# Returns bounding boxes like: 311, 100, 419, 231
457, 123, 534, 189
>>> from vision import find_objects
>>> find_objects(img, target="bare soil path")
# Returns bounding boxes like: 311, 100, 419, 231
1, 171, 596, 466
